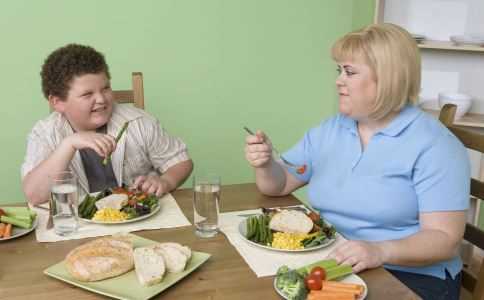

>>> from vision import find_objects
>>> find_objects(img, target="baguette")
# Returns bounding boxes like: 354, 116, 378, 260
65, 236, 134, 282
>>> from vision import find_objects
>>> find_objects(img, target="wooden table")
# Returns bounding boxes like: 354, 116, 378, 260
0, 183, 420, 300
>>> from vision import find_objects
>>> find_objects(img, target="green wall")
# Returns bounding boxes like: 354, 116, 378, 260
0, 1, 374, 204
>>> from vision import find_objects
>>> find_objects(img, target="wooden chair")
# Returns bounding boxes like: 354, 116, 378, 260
439, 104, 484, 300
113, 72, 145, 109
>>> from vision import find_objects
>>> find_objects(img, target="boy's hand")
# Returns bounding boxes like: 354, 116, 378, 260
132, 174, 170, 197
65, 132, 117, 158
245, 130, 273, 168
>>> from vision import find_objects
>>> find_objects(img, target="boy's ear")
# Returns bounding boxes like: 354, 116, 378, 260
48, 95, 65, 112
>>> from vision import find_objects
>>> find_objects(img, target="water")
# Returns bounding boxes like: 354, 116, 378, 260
193, 184, 220, 238
51, 183, 79, 236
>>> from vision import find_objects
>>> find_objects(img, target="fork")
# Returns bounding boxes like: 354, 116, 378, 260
243, 126, 304, 170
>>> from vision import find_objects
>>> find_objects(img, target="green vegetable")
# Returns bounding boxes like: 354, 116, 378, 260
246, 214, 273, 245
301, 232, 327, 248
102, 121, 129, 165
0, 215, 32, 229
325, 264, 353, 280
1, 207, 33, 220
297, 258, 338, 276
275, 265, 307, 300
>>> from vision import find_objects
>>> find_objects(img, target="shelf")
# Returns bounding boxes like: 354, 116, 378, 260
423, 109, 484, 128
418, 40, 484, 53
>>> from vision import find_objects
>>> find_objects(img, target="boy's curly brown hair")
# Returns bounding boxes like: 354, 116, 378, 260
40, 44, 111, 100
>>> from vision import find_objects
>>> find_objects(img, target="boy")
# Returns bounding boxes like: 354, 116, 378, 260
22, 44, 193, 205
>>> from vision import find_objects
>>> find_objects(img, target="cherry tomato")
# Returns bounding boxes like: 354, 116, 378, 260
310, 266, 326, 281
304, 274, 322, 290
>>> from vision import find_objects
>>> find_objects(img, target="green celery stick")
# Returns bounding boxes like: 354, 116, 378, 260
102, 121, 129, 165
297, 259, 338, 275
1, 207, 31, 219
326, 264, 353, 280
0, 215, 32, 229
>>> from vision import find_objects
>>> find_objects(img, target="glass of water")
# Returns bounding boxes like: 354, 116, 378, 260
193, 173, 220, 238
50, 171, 79, 236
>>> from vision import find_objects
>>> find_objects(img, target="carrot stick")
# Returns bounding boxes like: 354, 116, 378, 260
322, 286, 361, 297
4, 223, 12, 238
322, 280, 365, 296
323, 280, 365, 291
308, 290, 355, 300
0, 223, 5, 238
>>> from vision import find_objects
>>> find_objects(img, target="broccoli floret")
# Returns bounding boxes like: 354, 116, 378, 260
276, 266, 308, 300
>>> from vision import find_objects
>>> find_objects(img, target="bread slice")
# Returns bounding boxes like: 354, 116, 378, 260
65, 236, 134, 282
133, 246, 166, 286
159, 242, 192, 260
269, 210, 313, 234
153, 244, 188, 273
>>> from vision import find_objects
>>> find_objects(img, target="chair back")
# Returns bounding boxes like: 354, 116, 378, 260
112, 72, 144, 109
439, 103, 484, 300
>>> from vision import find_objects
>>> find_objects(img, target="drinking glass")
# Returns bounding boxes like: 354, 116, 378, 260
193, 173, 220, 238
51, 171, 79, 236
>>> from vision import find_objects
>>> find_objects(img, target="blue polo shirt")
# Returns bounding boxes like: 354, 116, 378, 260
284, 105, 470, 279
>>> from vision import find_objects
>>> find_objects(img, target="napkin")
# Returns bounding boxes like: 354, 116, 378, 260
33, 193, 191, 243
219, 209, 347, 277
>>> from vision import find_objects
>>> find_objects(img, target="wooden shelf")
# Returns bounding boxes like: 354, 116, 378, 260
423, 109, 484, 128
418, 40, 484, 53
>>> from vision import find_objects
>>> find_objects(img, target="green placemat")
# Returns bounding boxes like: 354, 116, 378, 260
44, 234, 211, 300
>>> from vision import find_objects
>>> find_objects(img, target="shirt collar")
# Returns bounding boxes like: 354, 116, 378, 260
338, 104, 422, 137
379, 105, 422, 137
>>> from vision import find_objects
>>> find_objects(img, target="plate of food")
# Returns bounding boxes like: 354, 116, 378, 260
274, 260, 367, 300
238, 208, 336, 252
0, 206, 38, 241
44, 233, 211, 300
78, 187, 161, 224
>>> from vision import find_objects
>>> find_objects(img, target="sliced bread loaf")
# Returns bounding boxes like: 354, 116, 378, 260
133, 246, 166, 286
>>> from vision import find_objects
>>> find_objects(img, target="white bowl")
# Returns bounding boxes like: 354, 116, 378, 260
438, 92, 472, 120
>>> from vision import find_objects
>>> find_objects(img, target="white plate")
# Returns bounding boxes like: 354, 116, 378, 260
238, 217, 336, 252
274, 273, 368, 300
0, 216, 38, 241
81, 203, 161, 224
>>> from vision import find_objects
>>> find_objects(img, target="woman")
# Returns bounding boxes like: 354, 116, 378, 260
244, 23, 470, 300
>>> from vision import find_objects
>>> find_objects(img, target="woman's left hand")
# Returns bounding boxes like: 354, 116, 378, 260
133, 174, 170, 197
327, 240, 386, 273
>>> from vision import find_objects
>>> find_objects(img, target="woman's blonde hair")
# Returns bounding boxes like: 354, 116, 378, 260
331, 23, 421, 120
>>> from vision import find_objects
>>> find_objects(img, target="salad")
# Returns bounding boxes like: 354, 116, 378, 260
78, 187, 159, 222
245, 209, 335, 250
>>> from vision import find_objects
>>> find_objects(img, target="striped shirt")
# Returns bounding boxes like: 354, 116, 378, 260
21, 103, 190, 197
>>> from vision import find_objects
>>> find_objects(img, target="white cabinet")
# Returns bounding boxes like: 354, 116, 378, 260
374, 0, 484, 128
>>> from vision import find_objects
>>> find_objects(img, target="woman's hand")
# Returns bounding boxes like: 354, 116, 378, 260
245, 130, 273, 168
65, 132, 116, 158
327, 240, 387, 273
133, 174, 170, 197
